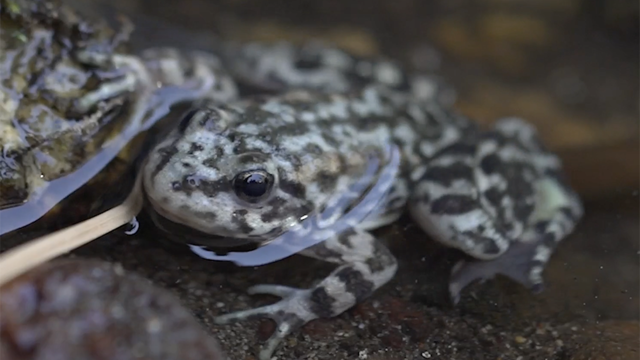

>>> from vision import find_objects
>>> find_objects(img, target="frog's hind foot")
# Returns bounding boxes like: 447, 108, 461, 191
448, 241, 546, 304
214, 285, 319, 360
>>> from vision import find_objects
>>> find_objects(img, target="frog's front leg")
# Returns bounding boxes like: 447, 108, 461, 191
215, 229, 397, 360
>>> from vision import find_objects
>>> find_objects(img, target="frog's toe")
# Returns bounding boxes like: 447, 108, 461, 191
215, 286, 317, 360
247, 284, 303, 297
449, 241, 545, 304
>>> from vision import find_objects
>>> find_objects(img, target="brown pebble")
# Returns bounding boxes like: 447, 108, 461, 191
514, 335, 527, 344
0, 259, 226, 360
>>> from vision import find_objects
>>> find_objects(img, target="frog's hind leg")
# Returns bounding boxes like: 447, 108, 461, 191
214, 229, 397, 360
446, 118, 584, 303
408, 141, 513, 260
448, 177, 582, 303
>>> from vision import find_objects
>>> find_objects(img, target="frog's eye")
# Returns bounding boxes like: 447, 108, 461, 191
178, 108, 200, 133
233, 170, 274, 203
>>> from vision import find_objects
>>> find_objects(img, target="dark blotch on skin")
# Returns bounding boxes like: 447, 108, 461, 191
413, 191, 430, 205
480, 153, 502, 175
231, 209, 254, 234
534, 220, 550, 235
317, 171, 339, 193
260, 197, 287, 223
561, 207, 577, 222
541, 231, 558, 249
151, 144, 179, 178
308, 287, 336, 318
187, 143, 204, 155
437, 141, 476, 157
337, 154, 349, 174
177, 174, 231, 198
279, 152, 303, 170
309, 243, 344, 262
430, 194, 478, 215
294, 57, 322, 70
462, 230, 503, 255
336, 229, 357, 249
178, 108, 200, 133
483, 187, 504, 208
202, 158, 218, 169
513, 201, 535, 225
171, 181, 181, 190
259, 210, 280, 224
278, 169, 306, 199
365, 241, 396, 273
305, 143, 324, 156
237, 153, 267, 164
483, 132, 508, 147
202, 179, 231, 198
423, 162, 474, 187
335, 267, 374, 302
194, 211, 217, 220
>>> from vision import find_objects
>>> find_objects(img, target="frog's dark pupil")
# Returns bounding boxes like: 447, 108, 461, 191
234, 171, 271, 198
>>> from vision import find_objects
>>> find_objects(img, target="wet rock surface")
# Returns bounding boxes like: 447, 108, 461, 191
0, 259, 227, 360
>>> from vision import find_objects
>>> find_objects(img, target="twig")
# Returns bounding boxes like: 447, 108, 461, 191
0, 174, 143, 287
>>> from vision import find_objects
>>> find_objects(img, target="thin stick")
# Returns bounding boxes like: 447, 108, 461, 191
0, 175, 143, 287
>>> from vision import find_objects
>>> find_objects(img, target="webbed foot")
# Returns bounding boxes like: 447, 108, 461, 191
448, 241, 546, 304
215, 284, 318, 360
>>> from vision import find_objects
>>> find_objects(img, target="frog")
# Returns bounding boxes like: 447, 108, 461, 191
141, 40, 583, 359
0, 0, 238, 234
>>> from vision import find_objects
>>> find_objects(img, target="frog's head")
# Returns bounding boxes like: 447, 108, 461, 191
142, 104, 319, 248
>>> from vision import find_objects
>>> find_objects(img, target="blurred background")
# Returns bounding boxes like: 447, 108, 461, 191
68, 0, 638, 200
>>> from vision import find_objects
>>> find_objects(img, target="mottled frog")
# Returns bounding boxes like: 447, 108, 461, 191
141, 41, 583, 359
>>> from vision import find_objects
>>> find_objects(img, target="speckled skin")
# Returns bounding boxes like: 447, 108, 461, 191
141, 41, 584, 359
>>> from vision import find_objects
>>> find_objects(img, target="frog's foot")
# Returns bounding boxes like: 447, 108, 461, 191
217, 230, 398, 360
448, 241, 546, 304
215, 285, 317, 360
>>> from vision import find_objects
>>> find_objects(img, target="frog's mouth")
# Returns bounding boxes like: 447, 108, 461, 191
143, 199, 264, 253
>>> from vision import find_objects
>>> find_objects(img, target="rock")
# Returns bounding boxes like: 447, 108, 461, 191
0, 259, 226, 360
